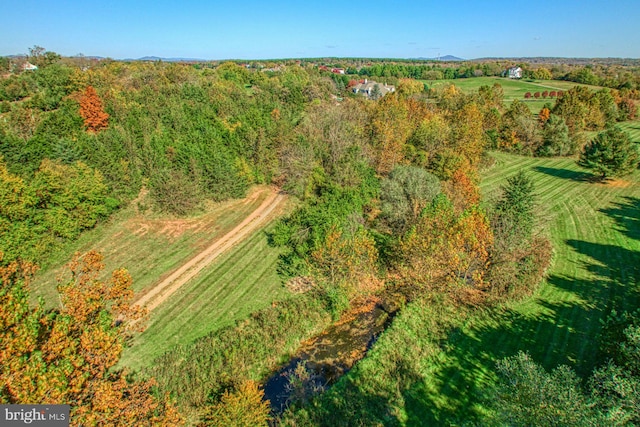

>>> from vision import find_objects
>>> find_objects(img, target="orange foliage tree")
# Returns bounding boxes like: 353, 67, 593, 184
79, 86, 109, 132
538, 107, 551, 124
398, 195, 493, 301
443, 166, 481, 214
0, 251, 181, 426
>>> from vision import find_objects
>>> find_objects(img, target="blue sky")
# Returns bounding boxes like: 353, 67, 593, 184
2, 0, 639, 59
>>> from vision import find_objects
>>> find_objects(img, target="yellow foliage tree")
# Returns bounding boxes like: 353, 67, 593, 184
311, 226, 382, 301
398, 195, 493, 301
198, 381, 270, 427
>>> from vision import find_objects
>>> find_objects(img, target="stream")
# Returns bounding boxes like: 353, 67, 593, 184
263, 298, 401, 414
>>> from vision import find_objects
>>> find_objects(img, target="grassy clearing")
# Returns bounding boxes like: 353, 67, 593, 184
425, 76, 603, 113
32, 184, 296, 372
119, 217, 292, 370
288, 141, 640, 425
618, 119, 640, 143
32, 186, 275, 304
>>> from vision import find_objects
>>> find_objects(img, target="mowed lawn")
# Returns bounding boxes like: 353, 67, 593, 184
119, 219, 290, 370
33, 186, 276, 302
426, 76, 603, 113
420, 142, 640, 422
32, 185, 294, 370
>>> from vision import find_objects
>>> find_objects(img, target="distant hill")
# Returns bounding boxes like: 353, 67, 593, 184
414, 55, 465, 61
129, 56, 206, 62
438, 55, 465, 61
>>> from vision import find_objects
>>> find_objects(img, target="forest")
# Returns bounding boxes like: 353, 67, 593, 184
1, 51, 640, 426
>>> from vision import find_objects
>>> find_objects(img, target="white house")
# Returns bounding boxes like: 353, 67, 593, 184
22, 61, 38, 71
507, 66, 522, 79
22, 62, 38, 71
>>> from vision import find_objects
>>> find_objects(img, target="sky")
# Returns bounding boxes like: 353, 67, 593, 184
2, 0, 639, 60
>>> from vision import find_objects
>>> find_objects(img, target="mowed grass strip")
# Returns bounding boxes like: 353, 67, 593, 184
32, 186, 274, 305
119, 203, 293, 371
618, 119, 640, 143
426, 151, 640, 421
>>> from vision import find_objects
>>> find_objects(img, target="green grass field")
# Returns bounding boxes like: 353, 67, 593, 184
119, 220, 290, 370
425, 76, 603, 113
32, 186, 275, 302
31, 185, 294, 370
290, 121, 640, 425
414, 127, 640, 422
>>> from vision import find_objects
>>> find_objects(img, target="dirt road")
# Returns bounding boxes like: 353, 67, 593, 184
134, 187, 285, 312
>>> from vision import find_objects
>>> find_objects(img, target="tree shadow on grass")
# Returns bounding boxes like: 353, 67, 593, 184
599, 196, 640, 242
404, 238, 640, 425
532, 165, 593, 182
290, 193, 640, 425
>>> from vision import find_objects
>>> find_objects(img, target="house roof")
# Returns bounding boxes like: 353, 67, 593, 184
352, 80, 395, 98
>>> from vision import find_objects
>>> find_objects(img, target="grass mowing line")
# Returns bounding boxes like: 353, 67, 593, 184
133, 188, 284, 312
32, 186, 274, 304
441, 153, 640, 416
425, 76, 608, 113
120, 200, 294, 370
305, 152, 639, 425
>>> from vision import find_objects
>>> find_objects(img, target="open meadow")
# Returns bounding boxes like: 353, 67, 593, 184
417, 131, 640, 421
426, 76, 604, 113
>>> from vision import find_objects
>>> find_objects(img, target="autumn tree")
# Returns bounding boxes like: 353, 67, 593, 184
198, 381, 270, 427
0, 251, 182, 426
406, 113, 450, 169
443, 167, 481, 214
368, 94, 413, 175
311, 226, 381, 309
533, 67, 552, 80
397, 195, 493, 301
552, 86, 591, 132
79, 85, 109, 132
397, 78, 424, 97
617, 96, 637, 121
578, 127, 639, 180
538, 107, 551, 124
500, 99, 541, 154
379, 165, 441, 234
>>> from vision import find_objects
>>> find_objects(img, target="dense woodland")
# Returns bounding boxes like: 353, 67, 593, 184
1, 51, 639, 425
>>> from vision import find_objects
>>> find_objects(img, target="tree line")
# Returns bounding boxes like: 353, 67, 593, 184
1, 52, 638, 425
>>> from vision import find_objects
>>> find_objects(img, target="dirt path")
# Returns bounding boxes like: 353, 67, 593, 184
134, 187, 285, 312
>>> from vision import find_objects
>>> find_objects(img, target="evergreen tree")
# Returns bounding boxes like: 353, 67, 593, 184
578, 127, 639, 180
494, 171, 535, 243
